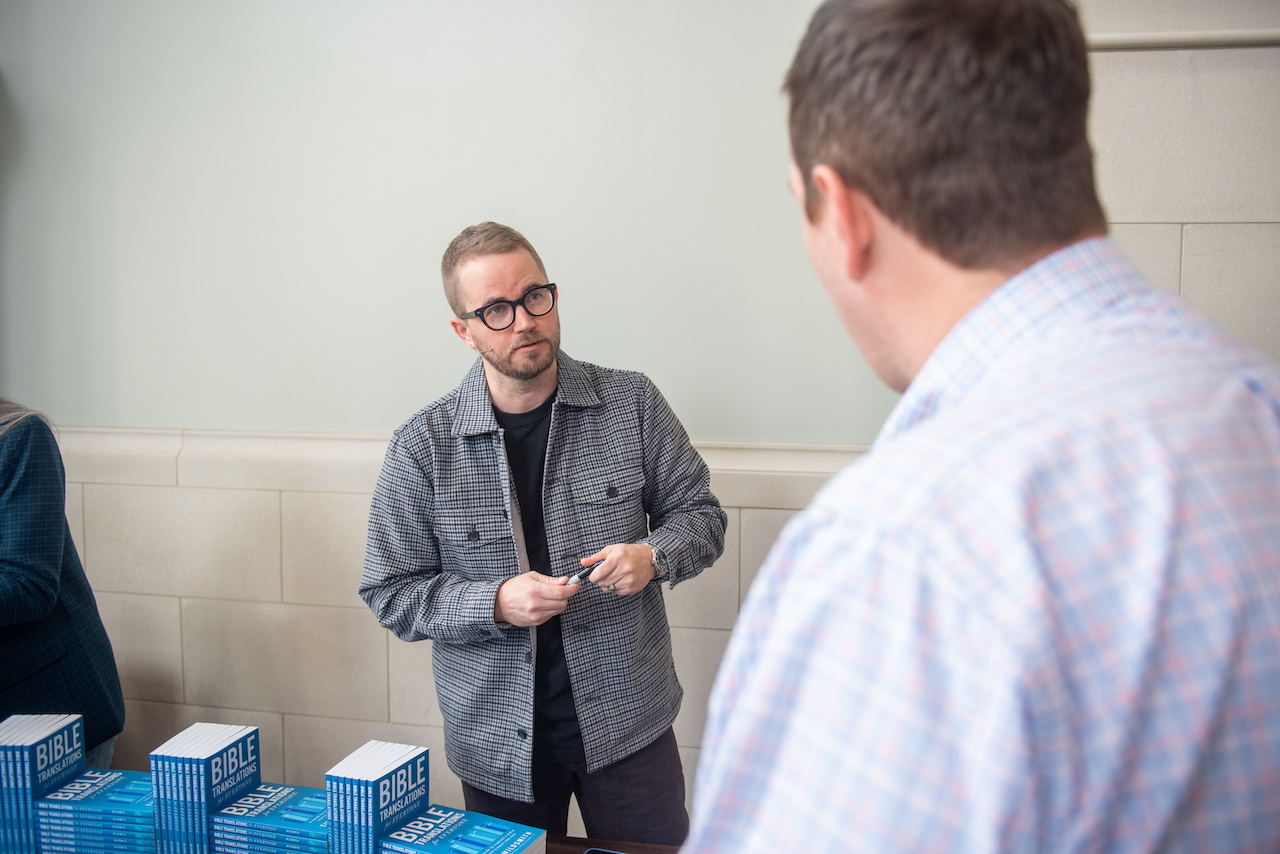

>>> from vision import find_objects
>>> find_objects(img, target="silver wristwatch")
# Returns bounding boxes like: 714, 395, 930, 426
648, 543, 668, 579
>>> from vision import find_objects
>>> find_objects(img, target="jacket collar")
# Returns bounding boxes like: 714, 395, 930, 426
450, 350, 601, 436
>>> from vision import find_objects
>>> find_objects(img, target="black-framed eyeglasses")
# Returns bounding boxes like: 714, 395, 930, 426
462, 283, 557, 331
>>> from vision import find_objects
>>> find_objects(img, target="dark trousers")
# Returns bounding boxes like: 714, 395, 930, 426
462, 727, 688, 847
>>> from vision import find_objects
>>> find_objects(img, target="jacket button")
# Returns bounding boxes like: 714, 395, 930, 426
524, 651, 532, 664
467, 528, 479, 541
517, 729, 528, 739
606, 486, 618, 498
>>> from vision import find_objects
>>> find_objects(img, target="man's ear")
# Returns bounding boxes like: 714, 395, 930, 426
810, 164, 875, 282
450, 317, 477, 350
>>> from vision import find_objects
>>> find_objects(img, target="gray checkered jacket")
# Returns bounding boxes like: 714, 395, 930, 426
359, 352, 727, 801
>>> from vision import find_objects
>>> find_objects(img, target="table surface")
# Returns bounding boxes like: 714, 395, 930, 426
547, 834, 681, 854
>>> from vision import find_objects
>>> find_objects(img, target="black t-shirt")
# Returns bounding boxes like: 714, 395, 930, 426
493, 393, 585, 763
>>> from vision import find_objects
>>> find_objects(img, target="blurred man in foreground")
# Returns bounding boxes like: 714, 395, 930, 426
684, 1, 1280, 850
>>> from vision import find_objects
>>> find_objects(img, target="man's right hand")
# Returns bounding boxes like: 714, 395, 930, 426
493, 571, 579, 627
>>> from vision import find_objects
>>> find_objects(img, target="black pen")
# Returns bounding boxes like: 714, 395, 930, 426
568, 560, 604, 586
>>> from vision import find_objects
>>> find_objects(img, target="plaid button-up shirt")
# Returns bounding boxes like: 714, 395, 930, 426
360, 352, 726, 801
685, 239, 1280, 853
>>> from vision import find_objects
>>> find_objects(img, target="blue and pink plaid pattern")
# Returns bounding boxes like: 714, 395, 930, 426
684, 238, 1280, 853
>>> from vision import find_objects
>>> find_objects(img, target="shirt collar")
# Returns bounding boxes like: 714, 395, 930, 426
450, 350, 601, 436
875, 237, 1143, 447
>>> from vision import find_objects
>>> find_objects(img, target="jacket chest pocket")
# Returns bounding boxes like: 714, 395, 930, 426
434, 509, 514, 581
568, 465, 648, 548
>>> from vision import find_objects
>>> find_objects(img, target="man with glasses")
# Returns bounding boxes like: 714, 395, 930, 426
359, 221, 725, 846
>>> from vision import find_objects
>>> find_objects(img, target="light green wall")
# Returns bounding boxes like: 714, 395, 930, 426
1, 1, 1277, 443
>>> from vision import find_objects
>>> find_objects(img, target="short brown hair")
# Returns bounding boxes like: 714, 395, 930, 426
440, 222, 547, 316
785, 0, 1106, 269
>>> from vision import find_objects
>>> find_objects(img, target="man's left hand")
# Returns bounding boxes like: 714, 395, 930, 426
579, 543, 656, 596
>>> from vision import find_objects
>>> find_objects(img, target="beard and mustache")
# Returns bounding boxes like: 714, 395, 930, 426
479, 329, 560, 381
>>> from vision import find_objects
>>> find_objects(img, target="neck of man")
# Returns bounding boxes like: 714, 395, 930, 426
891, 261, 1015, 390
485, 358, 559, 415
881, 229, 1103, 392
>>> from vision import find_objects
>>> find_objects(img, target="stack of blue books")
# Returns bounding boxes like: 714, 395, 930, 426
0, 713, 87, 853
209, 783, 327, 854
149, 722, 262, 854
378, 804, 546, 854
34, 768, 156, 853
324, 740, 430, 854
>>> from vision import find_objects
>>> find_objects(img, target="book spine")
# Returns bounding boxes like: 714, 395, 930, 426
34, 822, 154, 843
189, 749, 199, 853
196, 751, 208, 854
323, 775, 336, 854
212, 830, 326, 854
1, 745, 13, 853
172, 752, 185, 854
346, 775, 355, 854
363, 776, 372, 854
166, 753, 178, 854
156, 753, 169, 854
160, 753, 173, 854
18, 741, 35, 851
211, 835, 326, 854
377, 839, 432, 854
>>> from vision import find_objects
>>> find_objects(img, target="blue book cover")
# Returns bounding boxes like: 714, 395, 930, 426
34, 768, 153, 854
210, 783, 327, 841
150, 722, 261, 854
35, 767, 155, 819
205, 730, 262, 809
0, 713, 85, 854
204, 727, 262, 853
326, 740, 428, 854
377, 804, 546, 854
372, 745, 429, 847
27, 716, 86, 799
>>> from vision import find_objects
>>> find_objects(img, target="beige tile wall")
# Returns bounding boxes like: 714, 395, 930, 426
61, 430, 854, 834
1090, 44, 1280, 364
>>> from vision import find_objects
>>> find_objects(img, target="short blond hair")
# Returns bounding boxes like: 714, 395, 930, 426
440, 222, 548, 316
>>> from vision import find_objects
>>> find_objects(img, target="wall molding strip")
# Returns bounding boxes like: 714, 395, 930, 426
1089, 30, 1280, 52
57, 427, 868, 511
